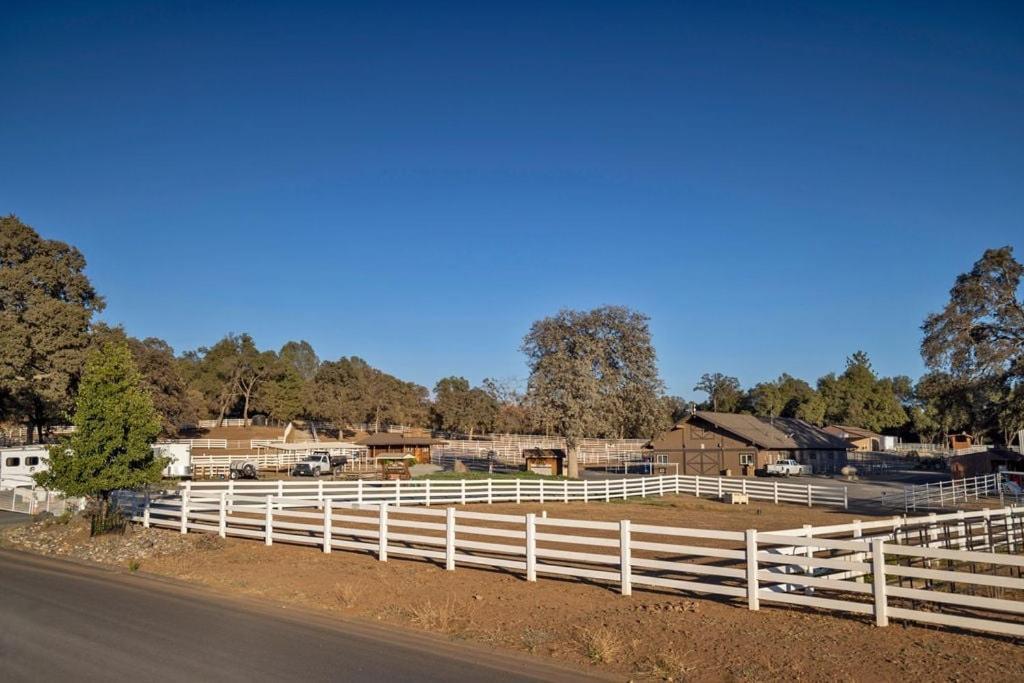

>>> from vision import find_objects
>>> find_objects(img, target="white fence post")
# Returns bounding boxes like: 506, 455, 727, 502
277, 480, 284, 499
871, 538, 888, 626
525, 512, 537, 582
219, 492, 227, 538
356, 478, 363, 504
395, 479, 401, 506
773, 481, 779, 504
843, 486, 849, 510
563, 479, 569, 504
179, 491, 189, 534
802, 524, 814, 595
619, 519, 632, 596
264, 495, 273, 546
515, 478, 522, 504
741, 478, 747, 496
425, 479, 432, 507
487, 479, 493, 505
378, 503, 388, 561
807, 484, 813, 508
317, 480, 324, 509
445, 507, 456, 570
228, 480, 235, 512
605, 479, 611, 502
323, 499, 332, 553
461, 479, 467, 505
540, 479, 545, 504
583, 479, 589, 503
852, 520, 863, 582
641, 478, 647, 498
745, 529, 759, 610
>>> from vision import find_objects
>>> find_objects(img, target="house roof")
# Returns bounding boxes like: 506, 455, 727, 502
523, 448, 566, 459
689, 411, 852, 451
356, 433, 443, 447
825, 424, 881, 440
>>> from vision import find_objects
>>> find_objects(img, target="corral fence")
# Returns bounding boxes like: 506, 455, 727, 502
186, 474, 849, 509
0, 487, 84, 516
113, 489, 1024, 638
874, 473, 1024, 512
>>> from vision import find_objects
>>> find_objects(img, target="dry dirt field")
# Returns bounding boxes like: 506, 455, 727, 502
6, 496, 1024, 682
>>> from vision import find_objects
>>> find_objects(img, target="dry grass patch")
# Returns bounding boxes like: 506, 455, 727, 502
406, 597, 460, 634
333, 583, 358, 608
577, 625, 624, 664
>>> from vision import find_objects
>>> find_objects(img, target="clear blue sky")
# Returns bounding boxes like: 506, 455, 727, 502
2, 1, 1021, 398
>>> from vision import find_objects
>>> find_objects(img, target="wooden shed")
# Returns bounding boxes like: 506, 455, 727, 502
523, 448, 565, 476
356, 433, 443, 464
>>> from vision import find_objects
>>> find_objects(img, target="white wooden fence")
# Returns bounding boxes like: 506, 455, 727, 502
115, 489, 1024, 638
186, 474, 849, 509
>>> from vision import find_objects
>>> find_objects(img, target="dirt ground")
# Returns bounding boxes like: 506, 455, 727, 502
71, 495, 1019, 682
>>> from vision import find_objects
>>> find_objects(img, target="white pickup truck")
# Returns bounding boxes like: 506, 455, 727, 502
764, 459, 810, 477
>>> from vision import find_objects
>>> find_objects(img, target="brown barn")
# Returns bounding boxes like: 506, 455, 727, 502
646, 411, 851, 476
356, 433, 443, 464
948, 448, 1024, 479
824, 425, 882, 452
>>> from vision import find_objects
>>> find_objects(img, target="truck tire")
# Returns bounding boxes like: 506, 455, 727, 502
313, 467, 321, 477
229, 470, 239, 480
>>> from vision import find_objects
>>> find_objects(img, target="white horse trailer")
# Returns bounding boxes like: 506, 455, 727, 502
154, 442, 192, 479
0, 445, 50, 489
1, 443, 192, 490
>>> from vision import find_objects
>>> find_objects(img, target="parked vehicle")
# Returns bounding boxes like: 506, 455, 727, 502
291, 451, 348, 477
228, 458, 260, 480
764, 459, 810, 477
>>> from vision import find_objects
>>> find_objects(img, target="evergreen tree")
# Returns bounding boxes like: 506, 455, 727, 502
36, 342, 163, 532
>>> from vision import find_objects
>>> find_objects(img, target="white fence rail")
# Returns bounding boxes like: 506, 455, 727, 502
115, 490, 1024, 638
186, 474, 848, 509
893, 473, 1021, 512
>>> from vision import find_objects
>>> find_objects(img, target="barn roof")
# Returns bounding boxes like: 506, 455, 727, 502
825, 424, 881, 440
689, 411, 850, 451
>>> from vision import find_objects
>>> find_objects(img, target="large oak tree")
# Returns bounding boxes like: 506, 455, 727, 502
0, 215, 104, 441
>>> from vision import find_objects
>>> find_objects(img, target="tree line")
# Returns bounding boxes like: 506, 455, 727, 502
1, 214, 1021, 449
689, 247, 1024, 446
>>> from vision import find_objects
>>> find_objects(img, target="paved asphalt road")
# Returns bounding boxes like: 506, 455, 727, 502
0, 550, 601, 683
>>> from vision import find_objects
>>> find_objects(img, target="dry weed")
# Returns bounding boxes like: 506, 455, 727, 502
333, 583, 358, 608
576, 626, 624, 664
407, 597, 459, 634
636, 650, 695, 681
520, 626, 554, 652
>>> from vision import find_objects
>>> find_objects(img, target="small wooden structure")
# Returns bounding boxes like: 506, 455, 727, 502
947, 433, 974, 450
357, 433, 442, 464
377, 456, 412, 481
523, 448, 565, 476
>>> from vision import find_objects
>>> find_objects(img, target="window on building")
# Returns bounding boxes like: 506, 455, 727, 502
5, 457, 20, 467
739, 453, 754, 465
25, 457, 40, 466
655, 454, 668, 464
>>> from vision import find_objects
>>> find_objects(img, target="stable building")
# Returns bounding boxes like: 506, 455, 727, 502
646, 411, 852, 476
355, 433, 443, 463
824, 425, 882, 452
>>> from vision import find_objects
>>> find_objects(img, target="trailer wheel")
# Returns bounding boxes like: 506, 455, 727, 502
243, 464, 256, 479
229, 470, 239, 480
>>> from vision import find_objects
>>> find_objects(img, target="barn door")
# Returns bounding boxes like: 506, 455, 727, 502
683, 451, 721, 476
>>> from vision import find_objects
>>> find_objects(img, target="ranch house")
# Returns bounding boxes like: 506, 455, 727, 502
356, 432, 443, 463
646, 411, 852, 476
